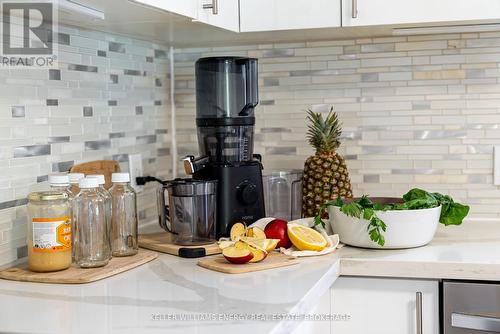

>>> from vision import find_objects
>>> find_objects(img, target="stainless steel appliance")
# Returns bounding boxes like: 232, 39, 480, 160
444, 280, 500, 333
183, 57, 265, 238
262, 170, 302, 221
157, 178, 217, 246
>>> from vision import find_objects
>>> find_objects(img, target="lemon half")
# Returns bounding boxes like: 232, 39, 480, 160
287, 224, 327, 251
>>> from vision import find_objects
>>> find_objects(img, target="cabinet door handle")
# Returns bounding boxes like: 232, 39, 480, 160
416, 292, 423, 334
351, 0, 358, 18
202, 0, 218, 15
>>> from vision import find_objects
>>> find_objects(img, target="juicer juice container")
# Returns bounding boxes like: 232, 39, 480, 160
157, 179, 217, 246
262, 170, 303, 221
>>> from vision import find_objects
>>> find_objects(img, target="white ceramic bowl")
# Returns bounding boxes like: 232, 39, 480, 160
328, 198, 441, 249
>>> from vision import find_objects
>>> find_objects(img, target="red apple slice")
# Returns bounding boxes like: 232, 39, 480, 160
222, 246, 254, 264
247, 227, 266, 239
217, 240, 235, 250
231, 241, 268, 263
234, 241, 248, 249
230, 222, 247, 241
264, 219, 292, 248
248, 245, 267, 263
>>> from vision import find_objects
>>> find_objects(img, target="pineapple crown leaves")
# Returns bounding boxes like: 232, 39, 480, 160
306, 107, 342, 153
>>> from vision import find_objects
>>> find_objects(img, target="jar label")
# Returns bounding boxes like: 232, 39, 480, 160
32, 216, 71, 253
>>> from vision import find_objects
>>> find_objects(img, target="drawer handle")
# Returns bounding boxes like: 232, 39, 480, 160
416, 292, 423, 334
452, 312, 500, 332
203, 0, 218, 15
351, 0, 358, 18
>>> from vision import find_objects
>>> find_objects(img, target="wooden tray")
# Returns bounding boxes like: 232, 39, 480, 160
0, 249, 157, 284
197, 252, 299, 274
139, 232, 221, 258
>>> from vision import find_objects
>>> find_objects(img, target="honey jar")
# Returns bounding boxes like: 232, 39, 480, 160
27, 191, 72, 272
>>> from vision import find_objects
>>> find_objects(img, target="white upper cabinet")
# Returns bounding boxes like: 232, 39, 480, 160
240, 0, 341, 32
133, 0, 198, 19
342, 0, 500, 27
196, 0, 240, 32
133, 0, 239, 32
99, 0, 500, 45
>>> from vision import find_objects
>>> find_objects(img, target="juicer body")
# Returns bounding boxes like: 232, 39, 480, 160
186, 56, 265, 238
193, 161, 265, 239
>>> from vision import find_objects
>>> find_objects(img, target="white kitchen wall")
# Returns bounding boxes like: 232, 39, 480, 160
173, 32, 500, 219
0, 25, 172, 266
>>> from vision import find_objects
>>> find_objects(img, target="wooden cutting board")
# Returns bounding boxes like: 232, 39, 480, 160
139, 232, 221, 258
70, 160, 120, 189
0, 249, 157, 284
197, 252, 299, 274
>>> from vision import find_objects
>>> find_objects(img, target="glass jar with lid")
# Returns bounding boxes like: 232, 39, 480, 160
87, 174, 112, 236
110, 173, 138, 257
73, 177, 111, 268
27, 191, 72, 272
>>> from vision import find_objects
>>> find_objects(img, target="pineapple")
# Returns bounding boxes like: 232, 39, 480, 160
302, 107, 353, 217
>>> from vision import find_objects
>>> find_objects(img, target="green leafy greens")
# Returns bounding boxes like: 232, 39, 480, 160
314, 188, 470, 247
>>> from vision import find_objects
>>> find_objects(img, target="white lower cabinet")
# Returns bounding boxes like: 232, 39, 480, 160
331, 277, 439, 334
293, 289, 331, 333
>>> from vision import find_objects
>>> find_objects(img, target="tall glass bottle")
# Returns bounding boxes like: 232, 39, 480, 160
87, 174, 112, 239
110, 173, 138, 257
68, 173, 84, 261
73, 178, 111, 268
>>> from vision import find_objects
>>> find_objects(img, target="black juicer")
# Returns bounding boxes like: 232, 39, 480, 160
184, 57, 265, 239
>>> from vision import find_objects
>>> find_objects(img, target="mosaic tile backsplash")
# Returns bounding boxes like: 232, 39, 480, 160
174, 32, 500, 221
0, 25, 172, 265
3, 25, 500, 266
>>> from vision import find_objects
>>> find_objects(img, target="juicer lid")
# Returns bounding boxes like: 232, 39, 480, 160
166, 178, 217, 197
195, 56, 258, 124
195, 56, 258, 66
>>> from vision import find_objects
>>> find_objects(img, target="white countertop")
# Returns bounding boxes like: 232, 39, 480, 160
1, 220, 499, 334
339, 219, 500, 280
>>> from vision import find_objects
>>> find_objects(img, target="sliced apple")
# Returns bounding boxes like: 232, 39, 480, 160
230, 222, 247, 241
222, 246, 254, 264
247, 245, 267, 263
241, 237, 280, 252
217, 240, 235, 250
230, 240, 268, 263
246, 227, 266, 239
262, 239, 280, 252
246, 228, 255, 238
234, 240, 248, 249
264, 219, 291, 249
239, 236, 262, 245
